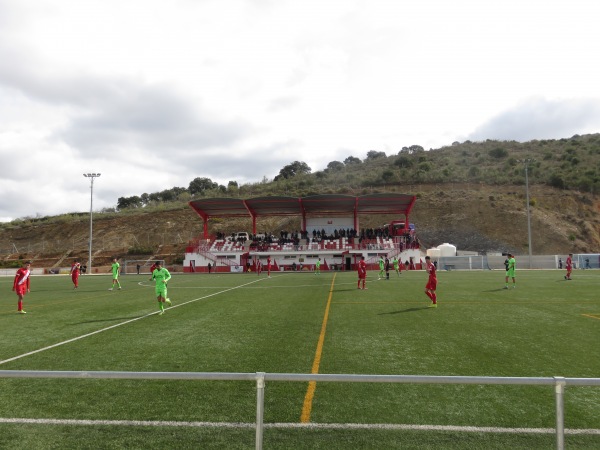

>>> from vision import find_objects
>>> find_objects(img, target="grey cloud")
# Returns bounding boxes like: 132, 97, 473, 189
175, 140, 303, 184
468, 97, 600, 142
0, 42, 251, 156
59, 85, 250, 155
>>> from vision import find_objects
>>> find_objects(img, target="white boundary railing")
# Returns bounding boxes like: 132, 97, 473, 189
1, 370, 599, 450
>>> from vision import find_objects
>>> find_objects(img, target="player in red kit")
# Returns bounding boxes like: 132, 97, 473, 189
424, 256, 437, 308
256, 259, 262, 276
357, 256, 367, 289
267, 256, 272, 278
70, 259, 81, 289
13, 261, 32, 314
565, 253, 573, 280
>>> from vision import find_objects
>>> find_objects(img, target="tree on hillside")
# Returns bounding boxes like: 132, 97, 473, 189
117, 196, 142, 210
394, 156, 413, 168
400, 145, 424, 154
274, 161, 311, 181
365, 150, 386, 160
327, 161, 345, 171
189, 177, 218, 195
489, 147, 508, 158
344, 156, 361, 165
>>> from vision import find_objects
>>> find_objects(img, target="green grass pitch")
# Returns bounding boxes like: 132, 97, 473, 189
1, 269, 599, 449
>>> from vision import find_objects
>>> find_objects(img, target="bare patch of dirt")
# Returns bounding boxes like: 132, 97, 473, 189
1, 185, 598, 267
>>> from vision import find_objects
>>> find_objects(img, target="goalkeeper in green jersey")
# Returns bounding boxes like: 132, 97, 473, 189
151, 261, 172, 315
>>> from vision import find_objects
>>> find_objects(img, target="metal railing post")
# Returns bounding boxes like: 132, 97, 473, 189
255, 372, 266, 450
554, 376, 566, 450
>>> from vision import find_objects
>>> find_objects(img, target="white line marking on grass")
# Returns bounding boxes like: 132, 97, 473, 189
0, 418, 599, 435
0, 278, 265, 366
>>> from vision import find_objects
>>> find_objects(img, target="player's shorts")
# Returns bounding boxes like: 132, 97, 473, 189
506, 269, 515, 277
112, 274, 119, 280
358, 272, 366, 280
155, 286, 168, 298
426, 278, 437, 290
15, 285, 27, 296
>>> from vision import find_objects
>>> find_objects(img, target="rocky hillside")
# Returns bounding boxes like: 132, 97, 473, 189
1, 183, 598, 267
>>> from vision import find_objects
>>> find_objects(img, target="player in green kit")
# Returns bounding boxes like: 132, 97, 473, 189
392, 256, 401, 276
109, 258, 122, 290
378, 256, 385, 280
315, 258, 321, 275
504, 253, 516, 289
151, 261, 172, 315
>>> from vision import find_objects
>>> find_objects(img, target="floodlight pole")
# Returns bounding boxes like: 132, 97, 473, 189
83, 173, 101, 274
520, 160, 534, 269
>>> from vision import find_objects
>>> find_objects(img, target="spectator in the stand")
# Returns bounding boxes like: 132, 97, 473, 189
208, 262, 212, 274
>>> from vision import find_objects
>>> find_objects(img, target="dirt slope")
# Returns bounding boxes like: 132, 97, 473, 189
1, 184, 598, 265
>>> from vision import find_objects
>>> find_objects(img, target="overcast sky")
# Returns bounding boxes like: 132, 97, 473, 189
1, 0, 599, 221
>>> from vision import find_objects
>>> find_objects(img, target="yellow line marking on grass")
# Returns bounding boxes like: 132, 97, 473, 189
300, 273, 337, 424
582, 314, 600, 320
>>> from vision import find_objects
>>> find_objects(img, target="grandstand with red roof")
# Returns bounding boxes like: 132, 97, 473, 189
184, 193, 423, 273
